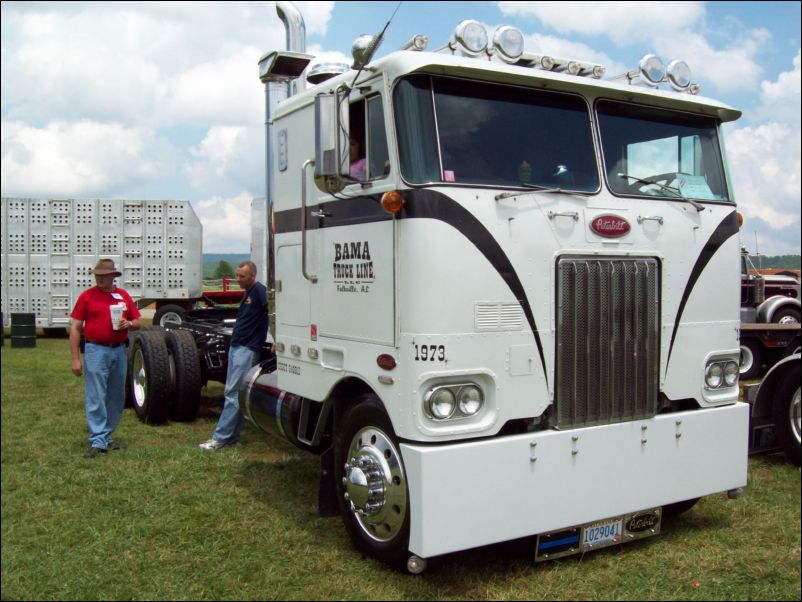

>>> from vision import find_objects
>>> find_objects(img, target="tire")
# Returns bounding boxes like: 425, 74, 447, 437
165, 329, 202, 422
740, 339, 763, 380
334, 395, 410, 568
153, 304, 187, 327
772, 363, 801, 466
130, 331, 171, 424
771, 307, 801, 324
662, 498, 700, 517
125, 326, 164, 408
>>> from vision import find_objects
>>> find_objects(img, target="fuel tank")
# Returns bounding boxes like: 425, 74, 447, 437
239, 361, 323, 452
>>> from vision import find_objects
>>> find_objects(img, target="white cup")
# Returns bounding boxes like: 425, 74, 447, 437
110, 303, 125, 330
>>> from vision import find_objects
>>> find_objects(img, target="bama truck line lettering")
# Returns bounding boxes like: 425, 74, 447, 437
333, 241, 374, 283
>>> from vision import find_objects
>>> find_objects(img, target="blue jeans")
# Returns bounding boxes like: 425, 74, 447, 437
83, 343, 128, 450
213, 345, 259, 444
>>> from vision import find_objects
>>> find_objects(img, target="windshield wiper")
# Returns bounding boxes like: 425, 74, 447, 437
617, 173, 704, 212
495, 182, 580, 201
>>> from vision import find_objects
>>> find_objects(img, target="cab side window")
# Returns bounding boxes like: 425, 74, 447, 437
349, 96, 390, 181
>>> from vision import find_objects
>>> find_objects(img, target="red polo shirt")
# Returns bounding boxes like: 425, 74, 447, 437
71, 286, 141, 344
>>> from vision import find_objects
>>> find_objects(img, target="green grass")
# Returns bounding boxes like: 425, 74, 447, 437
2, 339, 800, 600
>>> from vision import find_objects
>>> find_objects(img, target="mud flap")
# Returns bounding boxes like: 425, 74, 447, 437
318, 446, 339, 517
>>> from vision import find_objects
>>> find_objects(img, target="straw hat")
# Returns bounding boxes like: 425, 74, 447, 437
91, 258, 122, 277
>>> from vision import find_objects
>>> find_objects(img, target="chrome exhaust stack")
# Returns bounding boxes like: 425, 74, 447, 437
259, 2, 312, 336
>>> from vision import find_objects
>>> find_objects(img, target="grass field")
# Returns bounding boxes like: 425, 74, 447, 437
2, 338, 800, 600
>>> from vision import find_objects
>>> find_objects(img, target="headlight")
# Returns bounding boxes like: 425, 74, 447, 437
426, 387, 456, 419
705, 359, 739, 389
705, 362, 723, 389
458, 385, 484, 416
723, 361, 739, 387
424, 383, 485, 420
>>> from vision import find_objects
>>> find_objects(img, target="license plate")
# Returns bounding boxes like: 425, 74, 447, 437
582, 516, 623, 550
535, 507, 662, 562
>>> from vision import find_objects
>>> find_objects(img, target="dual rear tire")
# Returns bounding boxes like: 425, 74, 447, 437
129, 329, 201, 424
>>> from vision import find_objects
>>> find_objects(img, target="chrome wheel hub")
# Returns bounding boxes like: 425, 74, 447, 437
132, 349, 147, 408
343, 426, 407, 542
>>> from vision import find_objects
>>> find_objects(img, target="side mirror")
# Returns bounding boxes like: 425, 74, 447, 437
314, 90, 350, 193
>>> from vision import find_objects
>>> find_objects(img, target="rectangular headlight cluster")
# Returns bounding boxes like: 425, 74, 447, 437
424, 383, 484, 420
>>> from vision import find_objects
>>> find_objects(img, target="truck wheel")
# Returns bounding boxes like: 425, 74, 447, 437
334, 395, 410, 568
772, 364, 801, 466
153, 304, 187, 327
740, 339, 763, 380
165, 329, 201, 422
771, 307, 800, 324
130, 331, 170, 424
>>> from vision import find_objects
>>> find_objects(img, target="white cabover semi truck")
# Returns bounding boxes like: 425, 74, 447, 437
146, 2, 752, 572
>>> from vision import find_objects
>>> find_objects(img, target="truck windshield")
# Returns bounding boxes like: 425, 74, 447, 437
393, 74, 599, 192
597, 100, 731, 202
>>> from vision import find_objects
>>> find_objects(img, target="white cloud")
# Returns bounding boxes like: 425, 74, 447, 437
0, 2, 333, 128
726, 51, 802, 256
757, 49, 801, 126
497, 1, 706, 46
194, 192, 255, 253
184, 125, 263, 195
1, 120, 178, 196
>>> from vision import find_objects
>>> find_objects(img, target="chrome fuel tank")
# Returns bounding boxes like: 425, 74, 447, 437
239, 362, 322, 452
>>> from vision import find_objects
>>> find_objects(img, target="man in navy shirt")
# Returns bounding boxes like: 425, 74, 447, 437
199, 261, 268, 450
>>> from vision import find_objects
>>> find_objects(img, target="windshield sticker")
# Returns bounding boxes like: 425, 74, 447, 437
675, 174, 715, 200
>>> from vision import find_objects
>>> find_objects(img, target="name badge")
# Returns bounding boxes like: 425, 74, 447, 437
112, 293, 124, 300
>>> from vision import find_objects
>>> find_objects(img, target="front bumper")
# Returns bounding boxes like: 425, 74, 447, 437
401, 402, 749, 558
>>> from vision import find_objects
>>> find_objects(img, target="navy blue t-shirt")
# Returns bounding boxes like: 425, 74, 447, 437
230, 281, 268, 351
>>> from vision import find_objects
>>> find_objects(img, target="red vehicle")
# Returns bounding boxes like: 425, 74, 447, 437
152, 276, 244, 326
739, 248, 801, 379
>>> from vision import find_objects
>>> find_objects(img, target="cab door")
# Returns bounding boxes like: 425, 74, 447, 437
314, 93, 395, 346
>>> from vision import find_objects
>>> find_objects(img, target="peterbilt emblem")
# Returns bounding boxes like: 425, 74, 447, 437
591, 215, 630, 237
626, 512, 660, 533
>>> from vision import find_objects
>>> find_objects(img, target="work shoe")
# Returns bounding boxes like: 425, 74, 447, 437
83, 446, 107, 459
109, 441, 127, 451
197, 438, 237, 451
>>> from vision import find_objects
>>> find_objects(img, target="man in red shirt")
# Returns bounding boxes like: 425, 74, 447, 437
70, 259, 142, 458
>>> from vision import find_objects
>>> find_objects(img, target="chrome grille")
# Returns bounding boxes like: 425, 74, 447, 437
556, 257, 659, 429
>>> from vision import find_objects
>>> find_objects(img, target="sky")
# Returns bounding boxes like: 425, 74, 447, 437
1, 1, 800, 256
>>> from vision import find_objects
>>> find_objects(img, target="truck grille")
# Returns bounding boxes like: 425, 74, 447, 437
556, 257, 659, 429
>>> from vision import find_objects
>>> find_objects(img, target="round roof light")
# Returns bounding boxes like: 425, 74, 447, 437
454, 20, 488, 55
667, 59, 692, 91
639, 53, 665, 85
493, 25, 524, 63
